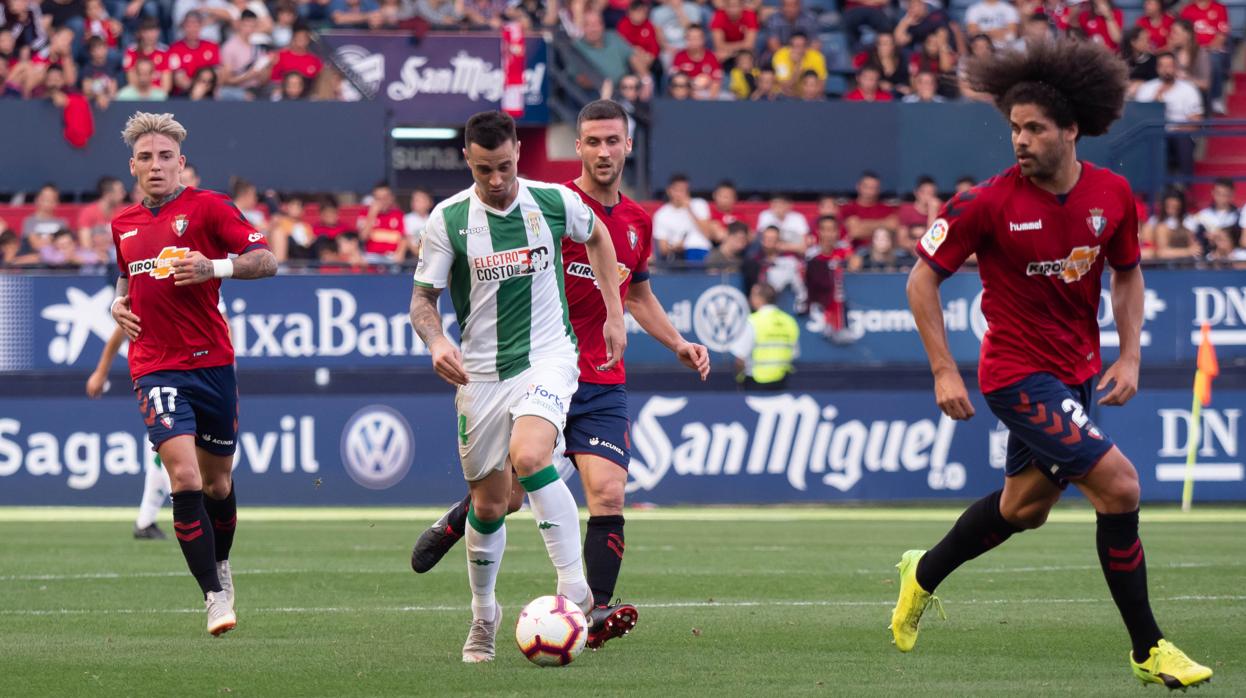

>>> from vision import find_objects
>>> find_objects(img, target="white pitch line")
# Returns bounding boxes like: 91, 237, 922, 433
2, 595, 1244, 617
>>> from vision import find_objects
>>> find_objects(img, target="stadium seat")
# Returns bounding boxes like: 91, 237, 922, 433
819, 31, 853, 72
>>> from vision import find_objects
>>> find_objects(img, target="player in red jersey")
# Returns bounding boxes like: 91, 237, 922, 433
410, 100, 710, 648
111, 112, 277, 637
887, 42, 1212, 689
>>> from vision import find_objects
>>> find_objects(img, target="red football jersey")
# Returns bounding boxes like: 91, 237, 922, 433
168, 40, 221, 82
562, 181, 653, 385
617, 17, 660, 56
112, 188, 268, 380
1179, 1, 1230, 45
916, 163, 1141, 393
710, 9, 758, 43
1078, 9, 1124, 50
123, 45, 171, 74
672, 50, 723, 81
1135, 14, 1174, 50
270, 48, 323, 82
356, 208, 406, 255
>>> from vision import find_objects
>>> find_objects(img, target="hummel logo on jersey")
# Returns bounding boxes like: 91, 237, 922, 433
471, 246, 551, 282
537, 521, 559, 530
120, 229, 138, 239
470, 558, 494, 566
1026, 245, 1100, 283
128, 246, 190, 279
1009, 220, 1043, 232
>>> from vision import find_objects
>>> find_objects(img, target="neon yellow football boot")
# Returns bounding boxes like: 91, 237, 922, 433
890, 549, 945, 652
1131, 639, 1213, 689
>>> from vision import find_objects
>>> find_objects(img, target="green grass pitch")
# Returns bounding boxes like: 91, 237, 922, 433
1, 507, 1242, 696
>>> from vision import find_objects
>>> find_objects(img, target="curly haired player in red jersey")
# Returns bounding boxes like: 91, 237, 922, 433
410, 100, 711, 649
888, 41, 1212, 689
111, 112, 277, 637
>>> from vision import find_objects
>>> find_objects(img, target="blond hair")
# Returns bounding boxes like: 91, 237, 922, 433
121, 112, 188, 149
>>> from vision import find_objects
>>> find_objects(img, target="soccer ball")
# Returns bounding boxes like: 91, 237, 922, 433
514, 595, 588, 667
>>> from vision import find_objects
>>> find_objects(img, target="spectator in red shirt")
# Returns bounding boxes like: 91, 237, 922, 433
169, 11, 221, 94
83, 0, 120, 47
1178, 0, 1229, 112
77, 175, 125, 252
1179, 0, 1230, 50
1074, 0, 1124, 51
844, 64, 893, 102
839, 170, 899, 248
709, 0, 757, 65
269, 21, 321, 83
1135, 0, 1174, 51
672, 25, 722, 97
313, 196, 351, 239
804, 215, 853, 337
123, 17, 171, 94
855, 31, 910, 98
708, 179, 739, 242
358, 182, 408, 262
616, 1, 661, 73
896, 175, 942, 229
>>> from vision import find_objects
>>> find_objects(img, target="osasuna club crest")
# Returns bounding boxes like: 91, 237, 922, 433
627, 226, 638, 249
172, 214, 190, 236
1085, 208, 1106, 237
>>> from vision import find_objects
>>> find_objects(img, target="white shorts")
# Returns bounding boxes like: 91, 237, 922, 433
455, 360, 579, 482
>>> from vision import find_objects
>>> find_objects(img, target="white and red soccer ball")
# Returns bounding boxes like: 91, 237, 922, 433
514, 595, 587, 667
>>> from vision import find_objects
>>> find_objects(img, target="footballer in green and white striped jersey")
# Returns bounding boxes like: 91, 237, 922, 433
413, 177, 599, 381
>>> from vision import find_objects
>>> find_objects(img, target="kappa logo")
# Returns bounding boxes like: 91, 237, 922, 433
456, 225, 489, 237
1086, 208, 1107, 237
128, 246, 190, 280
1026, 245, 1100, 283
340, 405, 414, 490
172, 214, 190, 236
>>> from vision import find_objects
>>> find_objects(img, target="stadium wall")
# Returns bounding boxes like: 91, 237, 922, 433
0, 101, 389, 193
648, 100, 1167, 197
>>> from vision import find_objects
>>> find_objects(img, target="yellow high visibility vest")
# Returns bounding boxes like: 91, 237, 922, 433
749, 306, 798, 384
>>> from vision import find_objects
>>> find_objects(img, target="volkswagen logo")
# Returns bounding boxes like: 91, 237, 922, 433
693, 284, 750, 352
340, 405, 414, 490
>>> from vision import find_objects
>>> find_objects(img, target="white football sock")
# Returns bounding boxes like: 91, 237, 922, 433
521, 466, 590, 608
135, 456, 171, 529
465, 510, 506, 622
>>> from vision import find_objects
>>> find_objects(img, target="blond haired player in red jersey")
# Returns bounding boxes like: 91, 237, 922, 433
410, 100, 710, 649
111, 112, 276, 636
888, 41, 1212, 689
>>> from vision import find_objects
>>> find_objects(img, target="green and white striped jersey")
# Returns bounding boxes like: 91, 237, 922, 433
413, 178, 598, 381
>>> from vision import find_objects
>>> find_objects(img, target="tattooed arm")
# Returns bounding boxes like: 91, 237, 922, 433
410, 284, 466, 385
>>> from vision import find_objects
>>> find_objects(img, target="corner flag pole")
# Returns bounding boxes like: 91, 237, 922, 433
1182, 323, 1219, 513
1181, 386, 1202, 513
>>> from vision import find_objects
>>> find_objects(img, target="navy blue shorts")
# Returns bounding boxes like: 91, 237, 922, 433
564, 383, 631, 469
984, 372, 1115, 488
134, 365, 238, 456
